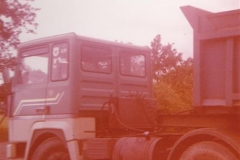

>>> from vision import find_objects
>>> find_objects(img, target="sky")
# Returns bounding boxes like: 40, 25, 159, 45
20, 0, 239, 58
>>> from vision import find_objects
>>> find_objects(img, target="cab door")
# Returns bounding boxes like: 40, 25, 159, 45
12, 46, 49, 116
45, 42, 70, 115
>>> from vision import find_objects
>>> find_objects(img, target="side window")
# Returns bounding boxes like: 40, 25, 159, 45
51, 43, 69, 81
120, 52, 146, 77
20, 47, 49, 84
81, 46, 112, 73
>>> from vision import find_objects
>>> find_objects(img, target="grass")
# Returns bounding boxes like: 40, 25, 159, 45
0, 114, 8, 142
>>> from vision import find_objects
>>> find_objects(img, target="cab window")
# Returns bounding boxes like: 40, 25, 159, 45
120, 51, 146, 77
51, 43, 69, 81
19, 47, 49, 84
81, 46, 112, 73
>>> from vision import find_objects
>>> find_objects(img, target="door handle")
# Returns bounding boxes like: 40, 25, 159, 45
36, 106, 50, 115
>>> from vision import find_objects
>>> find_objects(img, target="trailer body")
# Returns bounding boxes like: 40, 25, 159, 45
182, 6, 240, 108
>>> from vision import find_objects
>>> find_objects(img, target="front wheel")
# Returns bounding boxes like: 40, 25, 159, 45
31, 137, 70, 160
179, 141, 238, 160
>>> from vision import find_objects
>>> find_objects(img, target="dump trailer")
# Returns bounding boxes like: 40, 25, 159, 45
2, 5, 240, 160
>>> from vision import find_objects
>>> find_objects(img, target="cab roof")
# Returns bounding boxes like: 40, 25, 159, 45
18, 32, 150, 51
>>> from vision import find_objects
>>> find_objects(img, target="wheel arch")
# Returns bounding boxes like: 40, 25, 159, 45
167, 128, 240, 160
27, 129, 66, 160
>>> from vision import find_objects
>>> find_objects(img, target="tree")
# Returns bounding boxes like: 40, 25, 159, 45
0, 0, 38, 103
0, 0, 39, 53
151, 34, 182, 83
151, 34, 193, 113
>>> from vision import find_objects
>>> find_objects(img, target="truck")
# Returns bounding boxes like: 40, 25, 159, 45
1, 5, 239, 160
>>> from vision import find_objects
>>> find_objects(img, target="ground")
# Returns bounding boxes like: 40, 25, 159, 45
0, 142, 6, 160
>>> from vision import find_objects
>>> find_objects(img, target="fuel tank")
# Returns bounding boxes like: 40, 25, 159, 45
112, 137, 161, 160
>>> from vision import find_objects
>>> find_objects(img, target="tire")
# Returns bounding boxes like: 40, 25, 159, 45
179, 141, 238, 160
31, 137, 70, 160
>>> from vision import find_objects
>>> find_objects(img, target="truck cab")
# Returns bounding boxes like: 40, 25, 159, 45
11, 33, 153, 116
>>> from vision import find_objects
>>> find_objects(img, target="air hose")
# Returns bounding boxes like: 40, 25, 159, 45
105, 96, 150, 135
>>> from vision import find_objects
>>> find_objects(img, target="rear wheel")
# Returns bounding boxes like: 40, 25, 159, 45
179, 141, 238, 160
31, 137, 70, 160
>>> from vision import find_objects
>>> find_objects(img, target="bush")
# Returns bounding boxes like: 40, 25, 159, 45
154, 82, 192, 113
0, 115, 8, 142
0, 127, 8, 142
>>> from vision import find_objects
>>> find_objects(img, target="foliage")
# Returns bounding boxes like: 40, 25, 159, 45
151, 34, 182, 83
0, 127, 8, 141
0, 54, 15, 103
0, 0, 38, 103
0, 54, 16, 71
0, 0, 39, 53
0, 115, 8, 142
151, 34, 193, 113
